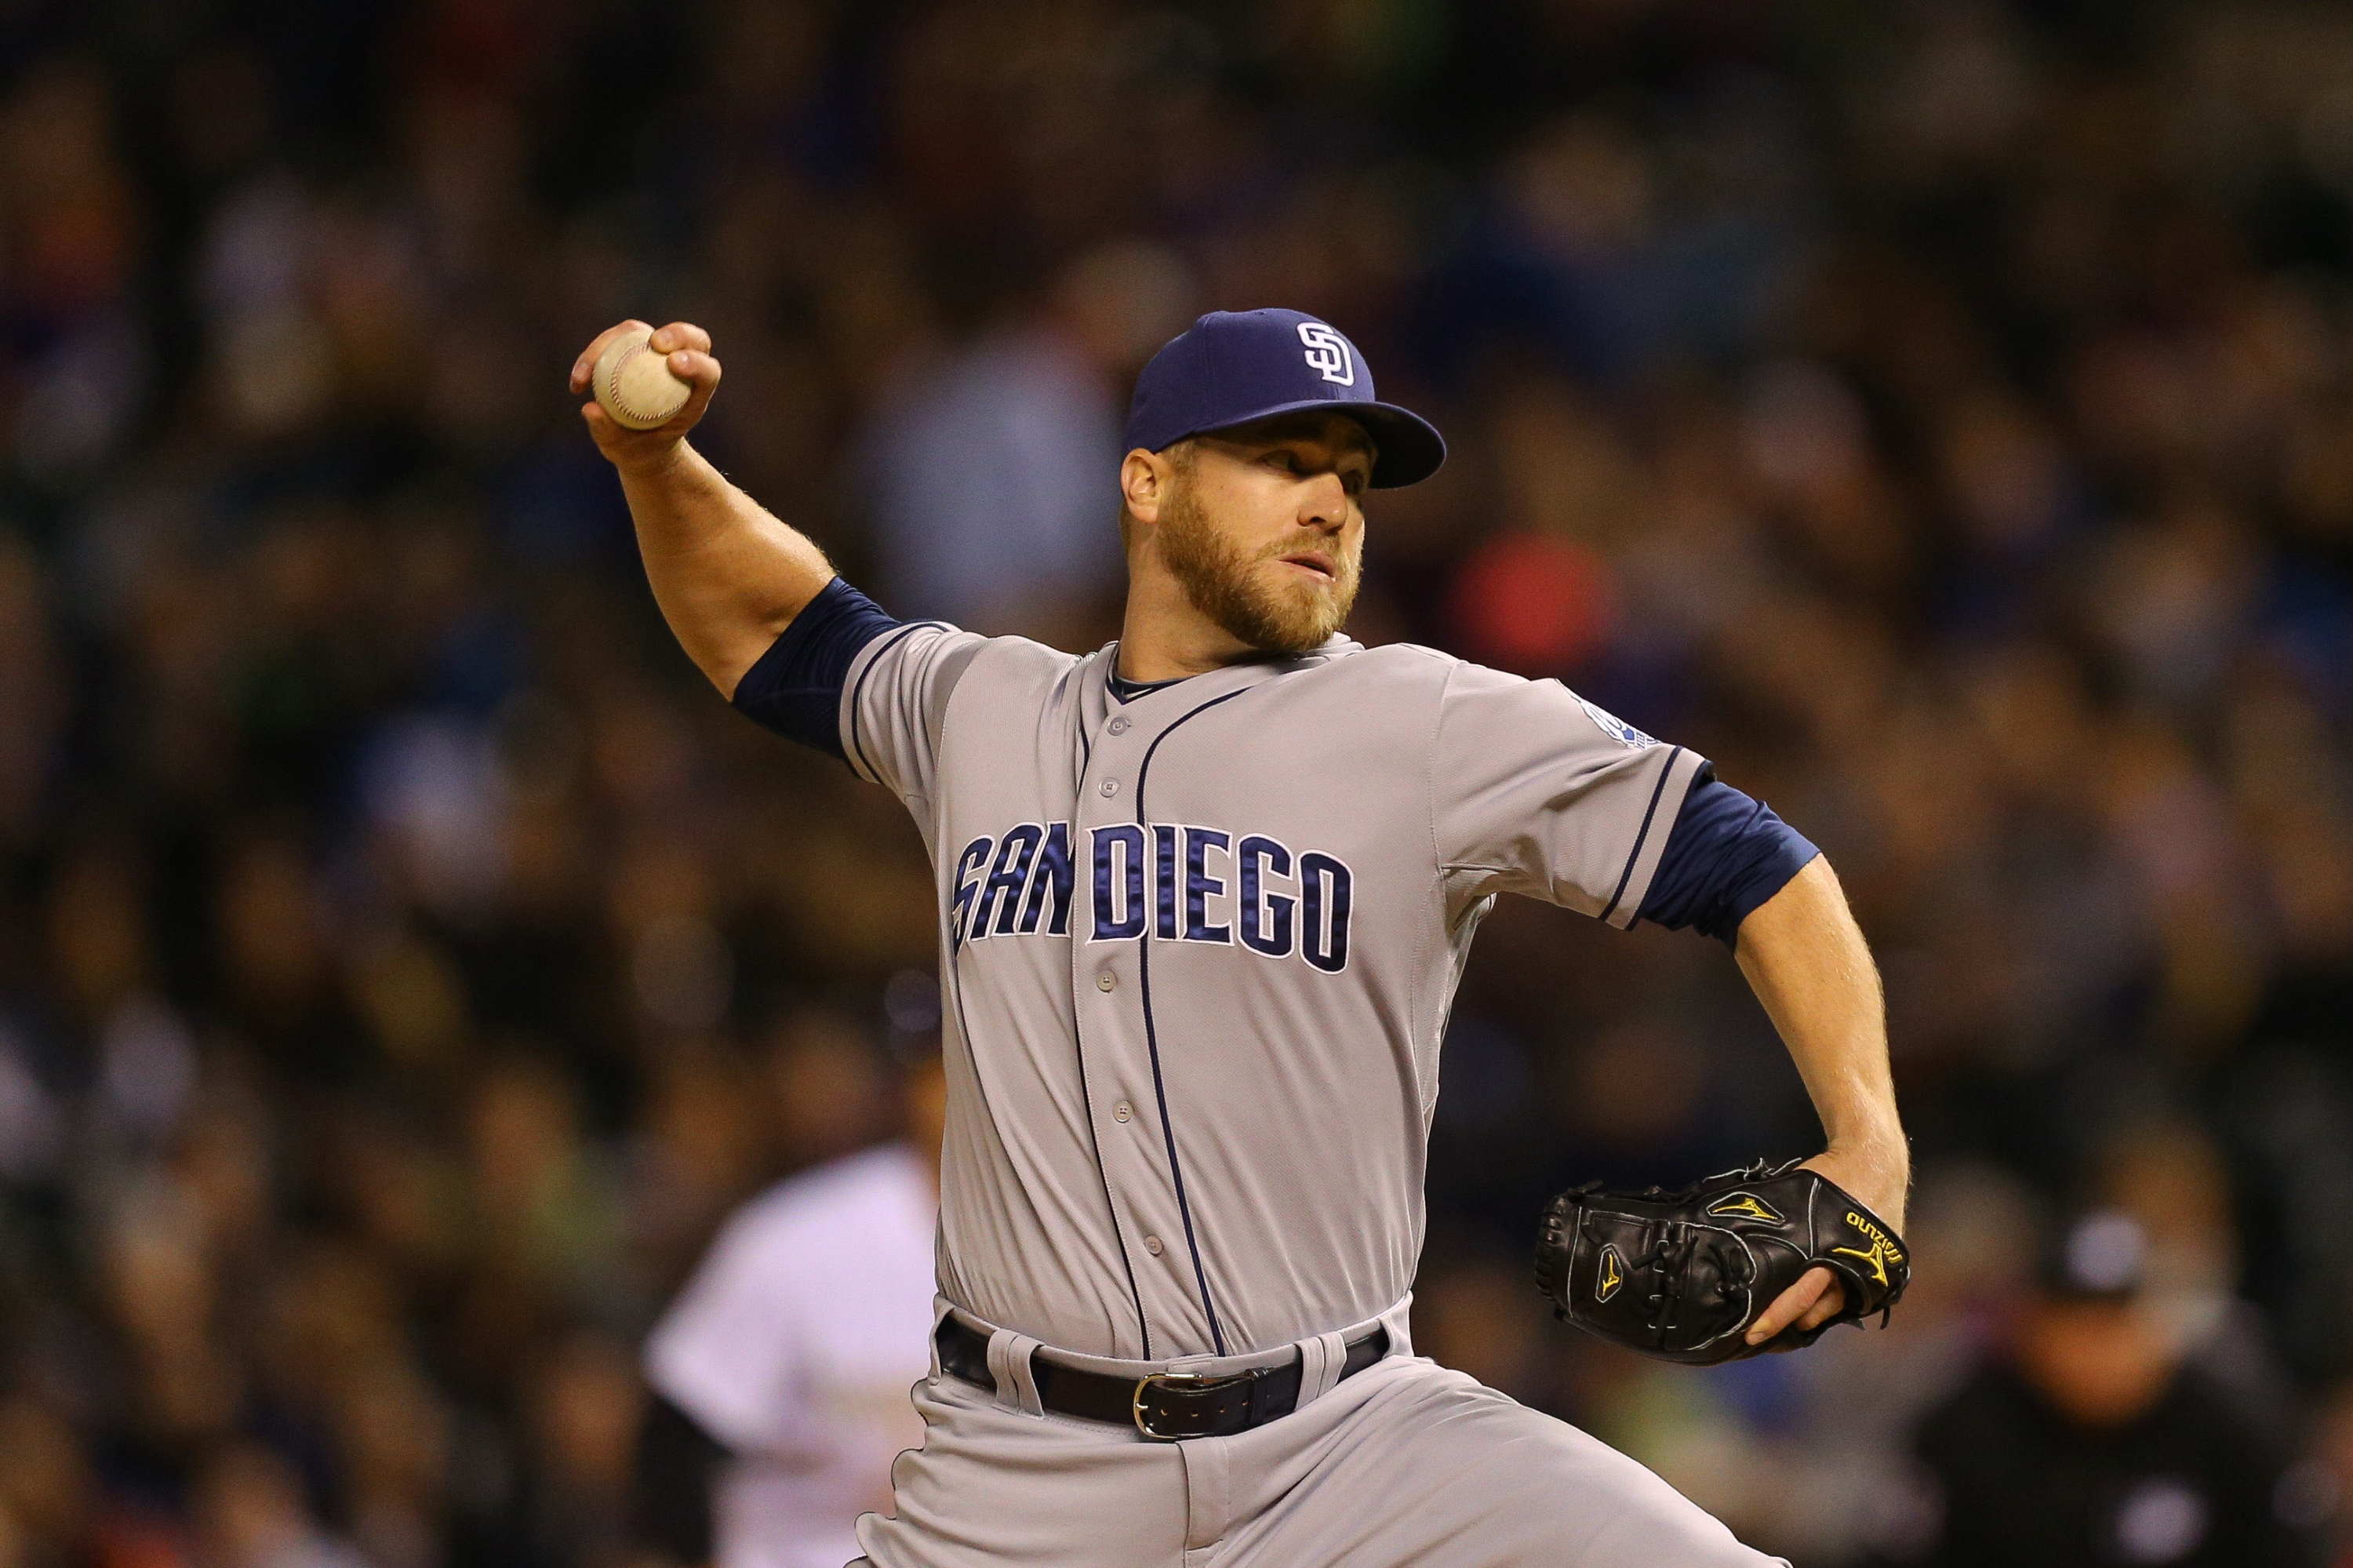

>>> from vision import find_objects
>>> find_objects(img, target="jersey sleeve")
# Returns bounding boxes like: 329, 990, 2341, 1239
1431, 660, 1707, 927
730, 577, 905, 761
838, 617, 991, 802
1637, 769, 1820, 947
642, 1199, 809, 1453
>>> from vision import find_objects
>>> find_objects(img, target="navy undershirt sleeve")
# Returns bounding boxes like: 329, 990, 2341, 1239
1638, 767, 1821, 948
729, 577, 902, 761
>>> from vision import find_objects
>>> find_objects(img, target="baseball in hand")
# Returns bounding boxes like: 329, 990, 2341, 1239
592, 327, 693, 430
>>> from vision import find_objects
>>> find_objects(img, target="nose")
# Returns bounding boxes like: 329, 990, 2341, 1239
1299, 470, 1348, 530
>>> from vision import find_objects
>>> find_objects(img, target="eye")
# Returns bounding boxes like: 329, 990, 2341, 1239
1265, 449, 1300, 473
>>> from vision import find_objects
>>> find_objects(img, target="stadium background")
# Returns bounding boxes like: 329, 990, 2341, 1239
2, 0, 2353, 1563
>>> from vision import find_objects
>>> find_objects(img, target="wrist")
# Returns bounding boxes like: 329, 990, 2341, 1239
612, 437, 696, 486
1807, 1130, 1908, 1211
1824, 1127, 1907, 1169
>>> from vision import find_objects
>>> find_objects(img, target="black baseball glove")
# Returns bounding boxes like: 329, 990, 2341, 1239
1533, 1158, 1909, 1365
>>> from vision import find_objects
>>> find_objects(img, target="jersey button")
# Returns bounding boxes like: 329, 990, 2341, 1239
1100, 778, 1120, 797
1107, 716, 1130, 735
1113, 1101, 1132, 1122
1096, 973, 1115, 992
1143, 1235, 1164, 1256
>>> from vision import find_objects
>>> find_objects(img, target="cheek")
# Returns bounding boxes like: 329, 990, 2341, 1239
1195, 475, 1289, 544
1250, 480, 1311, 541
1215, 493, 1298, 558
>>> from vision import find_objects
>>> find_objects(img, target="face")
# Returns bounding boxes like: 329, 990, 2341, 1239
2014, 1296, 2176, 1428
1145, 412, 1374, 655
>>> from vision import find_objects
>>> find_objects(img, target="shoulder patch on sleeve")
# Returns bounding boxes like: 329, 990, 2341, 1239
1576, 693, 1658, 749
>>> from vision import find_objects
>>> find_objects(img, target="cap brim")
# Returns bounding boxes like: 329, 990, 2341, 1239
1190, 398, 1447, 488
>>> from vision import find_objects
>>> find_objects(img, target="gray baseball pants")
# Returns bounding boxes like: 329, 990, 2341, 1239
849, 1308, 1786, 1568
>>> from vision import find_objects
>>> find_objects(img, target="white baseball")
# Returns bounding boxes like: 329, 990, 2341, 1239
592, 327, 693, 430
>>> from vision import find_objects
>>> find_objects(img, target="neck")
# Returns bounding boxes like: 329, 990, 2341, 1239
1115, 564, 1257, 682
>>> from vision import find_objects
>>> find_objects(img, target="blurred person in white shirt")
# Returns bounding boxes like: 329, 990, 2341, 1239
631, 1022, 945, 1568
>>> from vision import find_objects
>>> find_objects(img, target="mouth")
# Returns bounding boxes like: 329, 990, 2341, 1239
1278, 551, 1337, 583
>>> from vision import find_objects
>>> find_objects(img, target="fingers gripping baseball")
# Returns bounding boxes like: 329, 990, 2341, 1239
572, 320, 721, 461
567, 319, 647, 397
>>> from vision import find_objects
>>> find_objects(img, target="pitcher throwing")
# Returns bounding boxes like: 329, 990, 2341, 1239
572, 307, 1910, 1567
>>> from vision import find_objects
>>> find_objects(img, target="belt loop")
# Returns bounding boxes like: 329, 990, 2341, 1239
987, 1329, 1046, 1417
1379, 1293, 1415, 1359
1294, 1330, 1348, 1410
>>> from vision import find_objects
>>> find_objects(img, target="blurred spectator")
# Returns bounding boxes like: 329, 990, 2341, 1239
518, 1332, 642, 1568
1889, 1210, 2331, 1566
194, 1442, 367, 1568
634, 1029, 946, 1568
1413, 1235, 1564, 1417
859, 239, 1196, 639
0, 1396, 95, 1568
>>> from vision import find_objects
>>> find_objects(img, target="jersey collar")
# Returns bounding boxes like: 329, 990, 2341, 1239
1079, 636, 1359, 733
1089, 635, 1364, 712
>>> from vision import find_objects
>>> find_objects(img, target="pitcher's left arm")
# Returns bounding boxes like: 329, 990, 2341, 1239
1730, 856, 1909, 1345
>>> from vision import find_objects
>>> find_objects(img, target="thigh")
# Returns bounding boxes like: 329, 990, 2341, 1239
853, 1374, 1191, 1568
1224, 1359, 1787, 1568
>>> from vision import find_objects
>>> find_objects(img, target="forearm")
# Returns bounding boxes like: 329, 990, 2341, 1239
571, 318, 837, 698
617, 442, 835, 697
1733, 855, 1907, 1224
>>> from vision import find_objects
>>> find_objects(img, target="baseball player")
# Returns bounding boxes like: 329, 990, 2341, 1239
572, 307, 1908, 1566
635, 1040, 947, 1568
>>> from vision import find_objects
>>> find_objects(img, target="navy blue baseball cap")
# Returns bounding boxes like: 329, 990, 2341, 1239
1125, 308, 1446, 488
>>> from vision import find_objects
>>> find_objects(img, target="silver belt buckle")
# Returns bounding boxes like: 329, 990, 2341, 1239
1131, 1370, 1246, 1440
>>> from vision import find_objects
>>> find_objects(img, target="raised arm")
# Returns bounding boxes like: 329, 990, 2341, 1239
1731, 855, 1910, 1346
570, 320, 835, 697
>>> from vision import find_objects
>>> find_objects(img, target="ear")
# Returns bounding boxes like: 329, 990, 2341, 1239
1120, 448, 1170, 527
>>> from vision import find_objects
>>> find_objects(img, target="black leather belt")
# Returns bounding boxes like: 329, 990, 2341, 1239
936, 1317, 1390, 1440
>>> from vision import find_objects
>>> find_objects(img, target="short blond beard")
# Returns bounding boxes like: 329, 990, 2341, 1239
1155, 457, 1360, 655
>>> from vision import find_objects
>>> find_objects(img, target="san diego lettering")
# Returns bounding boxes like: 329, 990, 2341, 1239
950, 821, 1353, 973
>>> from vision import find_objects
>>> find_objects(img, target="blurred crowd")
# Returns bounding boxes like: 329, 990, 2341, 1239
5, 1, 2353, 1564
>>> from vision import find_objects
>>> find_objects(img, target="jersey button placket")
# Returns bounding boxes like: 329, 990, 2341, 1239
1074, 695, 1173, 1342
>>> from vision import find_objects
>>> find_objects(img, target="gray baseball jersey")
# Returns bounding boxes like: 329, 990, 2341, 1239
842, 628, 1705, 1362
